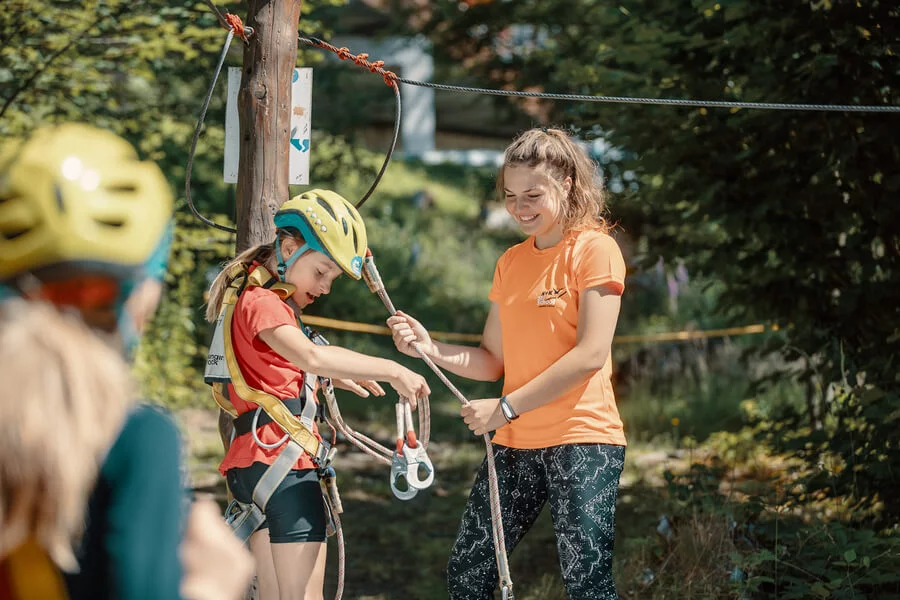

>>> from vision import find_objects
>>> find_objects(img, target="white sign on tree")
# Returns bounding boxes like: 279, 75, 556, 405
224, 67, 313, 185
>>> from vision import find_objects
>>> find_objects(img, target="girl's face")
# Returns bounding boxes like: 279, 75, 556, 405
280, 238, 343, 308
503, 164, 571, 247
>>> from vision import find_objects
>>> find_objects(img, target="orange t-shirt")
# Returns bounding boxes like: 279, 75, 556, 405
489, 229, 627, 449
217, 281, 321, 476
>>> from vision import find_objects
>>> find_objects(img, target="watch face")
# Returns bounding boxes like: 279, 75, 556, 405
500, 397, 517, 421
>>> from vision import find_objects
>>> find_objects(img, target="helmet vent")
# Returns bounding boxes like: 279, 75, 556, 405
351, 226, 359, 251
2, 228, 29, 241
55, 184, 65, 212
342, 217, 348, 235
316, 197, 337, 220
95, 218, 125, 228
105, 184, 137, 193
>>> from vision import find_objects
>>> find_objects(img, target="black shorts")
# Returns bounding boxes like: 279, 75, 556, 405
226, 462, 327, 543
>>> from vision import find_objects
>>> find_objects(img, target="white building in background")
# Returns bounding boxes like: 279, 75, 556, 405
326, 29, 633, 188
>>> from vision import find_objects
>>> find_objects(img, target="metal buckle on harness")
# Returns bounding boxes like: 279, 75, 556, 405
313, 438, 334, 468
224, 499, 265, 543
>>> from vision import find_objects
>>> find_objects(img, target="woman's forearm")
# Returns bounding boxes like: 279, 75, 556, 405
421, 340, 504, 382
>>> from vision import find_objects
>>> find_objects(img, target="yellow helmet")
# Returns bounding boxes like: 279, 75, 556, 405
0, 124, 173, 283
274, 189, 368, 279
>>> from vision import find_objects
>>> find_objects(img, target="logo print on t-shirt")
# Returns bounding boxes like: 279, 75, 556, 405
537, 287, 567, 307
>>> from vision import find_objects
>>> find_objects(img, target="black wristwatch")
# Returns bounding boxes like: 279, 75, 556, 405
499, 395, 519, 423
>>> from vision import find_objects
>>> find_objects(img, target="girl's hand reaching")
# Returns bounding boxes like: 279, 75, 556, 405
387, 364, 431, 410
387, 311, 436, 358
333, 378, 385, 398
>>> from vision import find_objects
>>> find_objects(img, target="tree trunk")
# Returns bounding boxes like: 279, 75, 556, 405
235, 0, 303, 252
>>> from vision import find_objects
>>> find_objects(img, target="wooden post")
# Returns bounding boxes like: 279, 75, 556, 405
219, 0, 303, 450
235, 0, 303, 252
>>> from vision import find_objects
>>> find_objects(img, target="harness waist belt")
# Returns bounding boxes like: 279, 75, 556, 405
233, 397, 306, 437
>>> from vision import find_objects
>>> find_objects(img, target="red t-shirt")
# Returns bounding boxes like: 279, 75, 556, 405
217, 279, 321, 475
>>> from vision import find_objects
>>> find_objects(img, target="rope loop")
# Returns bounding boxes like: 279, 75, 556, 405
223, 13, 253, 43
382, 70, 398, 87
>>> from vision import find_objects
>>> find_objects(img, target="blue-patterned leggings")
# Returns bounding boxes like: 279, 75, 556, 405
447, 443, 625, 600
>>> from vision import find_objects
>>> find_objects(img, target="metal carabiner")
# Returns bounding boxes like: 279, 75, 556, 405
401, 441, 434, 490
390, 450, 418, 501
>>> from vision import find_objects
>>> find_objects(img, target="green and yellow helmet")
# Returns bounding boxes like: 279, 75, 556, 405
0, 123, 173, 285
274, 189, 368, 280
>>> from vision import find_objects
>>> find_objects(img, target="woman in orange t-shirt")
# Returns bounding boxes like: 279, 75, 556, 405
388, 128, 627, 600
205, 190, 431, 600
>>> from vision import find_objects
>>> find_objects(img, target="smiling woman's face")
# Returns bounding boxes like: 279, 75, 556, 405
503, 164, 571, 247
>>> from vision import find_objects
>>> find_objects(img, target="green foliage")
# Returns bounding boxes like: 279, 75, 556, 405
734, 521, 900, 599
1, 0, 355, 406
624, 462, 900, 599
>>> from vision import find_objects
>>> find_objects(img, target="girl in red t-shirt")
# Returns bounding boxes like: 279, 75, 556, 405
205, 190, 430, 600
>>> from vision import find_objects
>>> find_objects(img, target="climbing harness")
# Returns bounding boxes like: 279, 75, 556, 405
205, 263, 330, 464
204, 260, 433, 599
360, 249, 517, 600
206, 262, 332, 543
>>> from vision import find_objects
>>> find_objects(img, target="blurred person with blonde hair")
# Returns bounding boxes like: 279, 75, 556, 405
0, 123, 252, 599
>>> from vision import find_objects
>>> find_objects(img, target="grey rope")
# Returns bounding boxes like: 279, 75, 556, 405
393, 79, 899, 113
298, 35, 897, 114
201, 0, 230, 31
186, 28, 238, 234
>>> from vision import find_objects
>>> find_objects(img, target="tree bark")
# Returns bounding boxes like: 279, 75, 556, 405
235, 0, 303, 252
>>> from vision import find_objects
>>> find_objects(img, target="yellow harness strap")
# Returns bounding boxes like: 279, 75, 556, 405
0, 539, 68, 600
216, 265, 324, 462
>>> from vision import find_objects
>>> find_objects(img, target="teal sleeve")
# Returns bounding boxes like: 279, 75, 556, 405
101, 405, 186, 599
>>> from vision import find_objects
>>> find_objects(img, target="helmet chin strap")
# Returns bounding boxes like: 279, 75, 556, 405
276, 238, 310, 282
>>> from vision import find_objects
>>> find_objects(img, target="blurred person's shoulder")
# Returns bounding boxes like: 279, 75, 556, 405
103, 404, 181, 472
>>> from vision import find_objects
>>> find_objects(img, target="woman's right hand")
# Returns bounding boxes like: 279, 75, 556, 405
388, 365, 431, 410
387, 311, 435, 358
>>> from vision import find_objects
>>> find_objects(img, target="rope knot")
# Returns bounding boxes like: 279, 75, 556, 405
336, 47, 352, 60
381, 70, 398, 86
223, 13, 252, 43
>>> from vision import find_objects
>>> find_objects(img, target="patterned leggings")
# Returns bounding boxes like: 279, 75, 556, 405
447, 444, 625, 600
